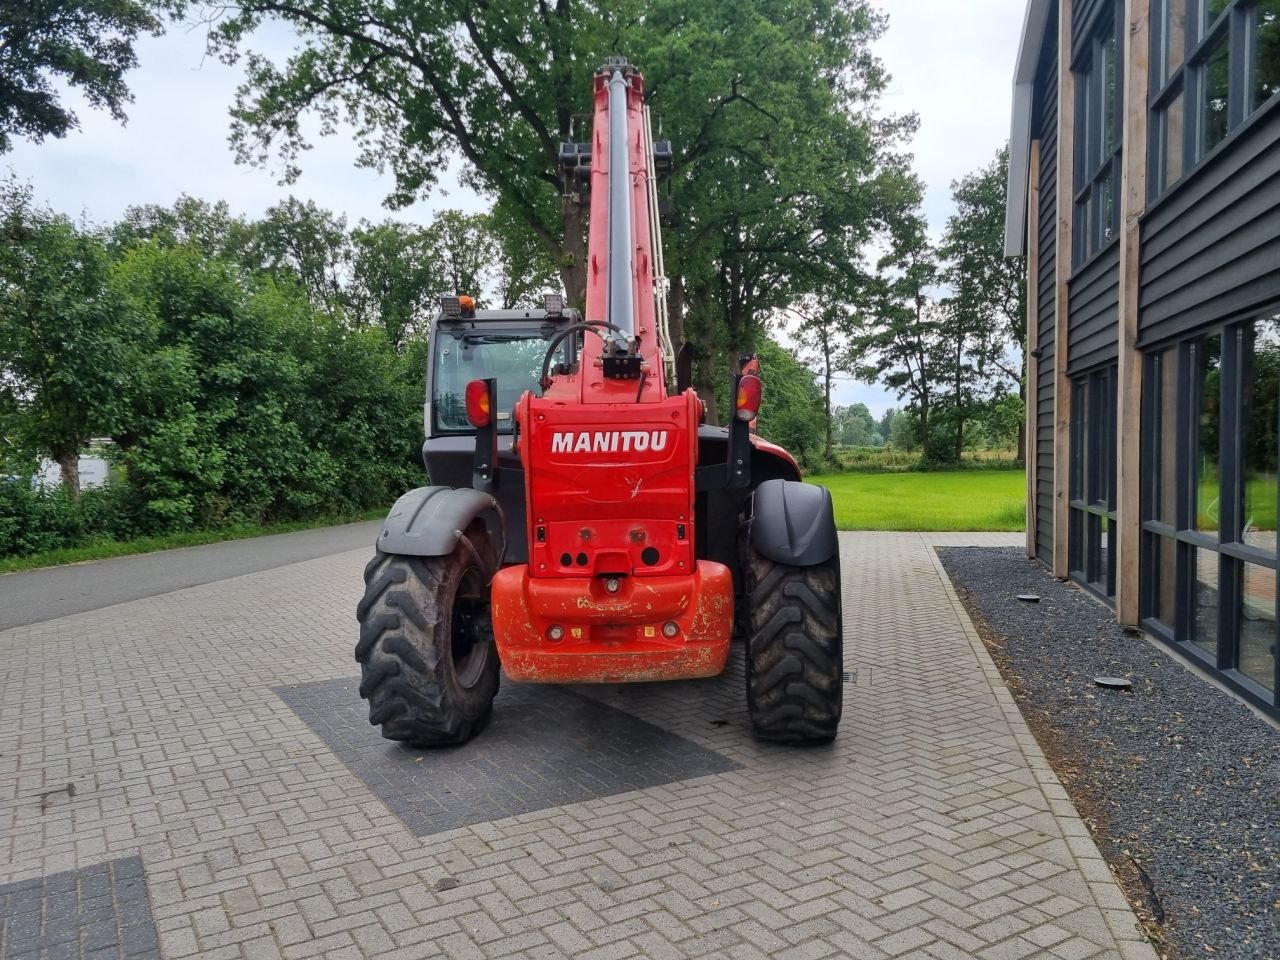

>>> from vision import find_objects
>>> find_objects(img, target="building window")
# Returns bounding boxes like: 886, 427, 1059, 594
1150, 0, 1280, 196
1251, 0, 1280, 110
1074, 3, 1124, 265
1070, 366, 1119, 599
1141, 313, 1280, 712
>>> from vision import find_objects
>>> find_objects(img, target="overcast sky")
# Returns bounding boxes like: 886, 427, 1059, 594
5, 0, 1027, 418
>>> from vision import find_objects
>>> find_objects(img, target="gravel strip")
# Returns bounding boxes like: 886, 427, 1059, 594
939, 546, 1280, 960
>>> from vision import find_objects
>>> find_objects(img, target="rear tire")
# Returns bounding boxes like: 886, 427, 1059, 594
743, 544, 842, 743
355, 531, 499, 746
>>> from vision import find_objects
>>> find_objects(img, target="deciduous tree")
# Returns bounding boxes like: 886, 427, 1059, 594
0, 0, 176, 151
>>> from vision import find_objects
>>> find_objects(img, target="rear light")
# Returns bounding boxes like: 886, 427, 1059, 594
465, 379, 491, 428
735, 374, 762, 422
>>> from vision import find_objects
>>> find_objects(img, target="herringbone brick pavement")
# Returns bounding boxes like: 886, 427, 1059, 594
0, 533, 1157, 959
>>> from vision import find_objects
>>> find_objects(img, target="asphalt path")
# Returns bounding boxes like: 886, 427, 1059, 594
0, 520, 382, 631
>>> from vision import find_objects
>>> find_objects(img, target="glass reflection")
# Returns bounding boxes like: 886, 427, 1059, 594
1160, 92, 1185, 191
1164, 0, 1187, 81
1192, 547, 1220, 655
1240, 318, 1279, 552
1200, 38, 1230, 157
1239, 561, 1276, 690
1255, 1, 1280, 110
1196, 334, 1222, 537
1153, 535, 1178, 628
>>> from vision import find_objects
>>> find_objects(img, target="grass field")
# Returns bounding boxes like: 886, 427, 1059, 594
809, 469, 1026, 531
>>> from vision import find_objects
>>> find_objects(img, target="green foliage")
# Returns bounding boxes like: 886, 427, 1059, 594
0, 0, 177, 152
0, 481, 131, 555
753, 337, 825, 469
0, 179, 131, 490
0, 190, 425, 558
853, 144, 1028, 467
832, 404, 880, 447
203, 0, 915, 410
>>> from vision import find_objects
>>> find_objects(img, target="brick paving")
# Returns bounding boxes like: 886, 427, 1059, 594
0, 533, 1158, 959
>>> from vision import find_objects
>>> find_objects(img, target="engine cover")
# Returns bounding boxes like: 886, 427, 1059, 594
517, 391, 700, 579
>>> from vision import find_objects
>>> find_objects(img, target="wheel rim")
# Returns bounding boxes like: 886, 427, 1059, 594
450, 564, 490, 689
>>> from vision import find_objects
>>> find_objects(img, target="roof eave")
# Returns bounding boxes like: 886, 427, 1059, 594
1004, 0, 1055, 258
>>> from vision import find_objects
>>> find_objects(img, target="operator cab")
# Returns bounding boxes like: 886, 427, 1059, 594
423, 294, 581, 565
426, 294, 580, 439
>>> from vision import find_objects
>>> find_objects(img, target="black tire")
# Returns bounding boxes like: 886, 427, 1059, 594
743, 543, 843, 744
355, 530, 500, 746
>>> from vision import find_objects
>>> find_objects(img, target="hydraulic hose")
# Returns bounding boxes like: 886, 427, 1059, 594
538, 320, 628, 393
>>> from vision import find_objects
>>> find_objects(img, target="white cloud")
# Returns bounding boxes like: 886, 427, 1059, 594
6, 1, 1025, 420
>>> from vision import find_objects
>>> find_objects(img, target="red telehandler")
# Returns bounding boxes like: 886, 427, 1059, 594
356, 58, 843, 746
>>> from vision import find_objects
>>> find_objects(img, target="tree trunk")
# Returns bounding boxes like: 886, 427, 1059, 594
55, 445, 81, 500
822, 327, 833, 461
955, 341, 964, 465
667, 274, 685, 348
919, 397, 930, 462
690, 287, 719, 425
559, 202, 588, 308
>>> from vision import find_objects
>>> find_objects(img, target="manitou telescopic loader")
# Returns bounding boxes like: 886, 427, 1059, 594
356, 58, 842, 746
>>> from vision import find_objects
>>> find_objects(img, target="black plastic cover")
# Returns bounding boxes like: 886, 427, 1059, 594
378, 486, 505, 561
749, 479, 838, 566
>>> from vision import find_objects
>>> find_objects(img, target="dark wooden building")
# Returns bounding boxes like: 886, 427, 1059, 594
1006, 0, 1280, 716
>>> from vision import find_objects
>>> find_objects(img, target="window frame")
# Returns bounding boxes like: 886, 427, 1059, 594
1140, 314, 1280, 715
1148, 0, 1280, 198
1069, 365, 1120, 600
1073, 2, 1125, 267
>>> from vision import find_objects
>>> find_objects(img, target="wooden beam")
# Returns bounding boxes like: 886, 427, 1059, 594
1026, 139, 1042, 560
1116, 0, 1150, 623
1053, 0, 1075, 579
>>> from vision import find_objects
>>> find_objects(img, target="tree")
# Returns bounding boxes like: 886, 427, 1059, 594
245, 197, 350, 313
347, 220, 440, 347
644, 0, 914, 412
111, 195, 255, 261
852, 199, 943, 461
0, 0, 175, 152
878, 406, 897, 441
425, 210, 495, 305
204, 0, 914, 362
791, 301, 858, 460
0, 180, 128, 494
939, 144, 1027, 460
487, 202, 560, 309
753, 337, 824, 469
204, 0, 600, 300
832, 403, 878, 447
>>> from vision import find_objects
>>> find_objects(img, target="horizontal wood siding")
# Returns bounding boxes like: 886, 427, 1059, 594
1139, 103, 1280, 344
1067, 242, 1120, 371
1071, 0, 1107, 58
1035, 21, 1058, 568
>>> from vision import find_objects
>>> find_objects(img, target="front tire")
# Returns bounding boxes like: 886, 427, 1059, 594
355, 532, 499, 746
743, 544, 843, 744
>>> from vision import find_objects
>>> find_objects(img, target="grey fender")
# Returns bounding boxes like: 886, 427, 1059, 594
749, 478, 838, 566
377, 486, 505, 562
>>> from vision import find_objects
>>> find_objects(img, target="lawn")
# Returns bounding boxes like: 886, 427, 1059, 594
808, 469, 1026, 531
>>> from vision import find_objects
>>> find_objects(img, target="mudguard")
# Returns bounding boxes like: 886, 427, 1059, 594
749, 478, 838, 566
377, 486, 505, 561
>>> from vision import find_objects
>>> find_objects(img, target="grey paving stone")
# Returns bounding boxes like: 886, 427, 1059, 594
0, 533, 1160, 960
276, 679, 740, 837
0, 856, 159, 960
